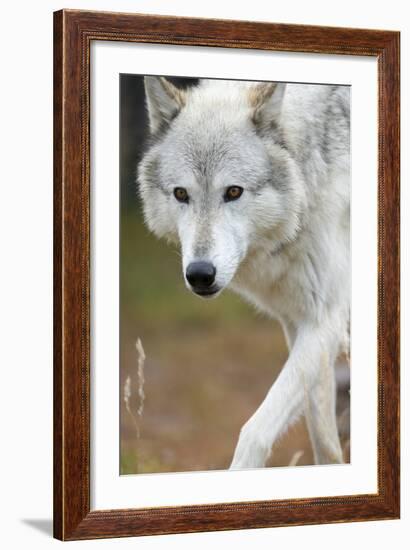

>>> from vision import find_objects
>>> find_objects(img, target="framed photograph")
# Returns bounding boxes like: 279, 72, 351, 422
54, 9, 400, 540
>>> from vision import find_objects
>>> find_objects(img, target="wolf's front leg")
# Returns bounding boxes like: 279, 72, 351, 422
229, 324, 333, 470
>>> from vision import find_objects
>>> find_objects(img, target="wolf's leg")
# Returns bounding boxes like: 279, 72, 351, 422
304, 351, 343, 464
229, 323, 333, 470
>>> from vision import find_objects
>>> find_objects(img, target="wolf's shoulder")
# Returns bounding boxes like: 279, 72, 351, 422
284, 84, 349, 119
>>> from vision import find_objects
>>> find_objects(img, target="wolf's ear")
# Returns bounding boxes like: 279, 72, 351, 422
144, 76, 186, 134
248, 82, 286, 126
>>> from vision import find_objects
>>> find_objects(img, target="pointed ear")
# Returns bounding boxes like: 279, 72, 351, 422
248, 82, 286, 125
144, 76, 186, 133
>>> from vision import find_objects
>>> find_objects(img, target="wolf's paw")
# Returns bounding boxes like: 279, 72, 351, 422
229, 415, 271, 470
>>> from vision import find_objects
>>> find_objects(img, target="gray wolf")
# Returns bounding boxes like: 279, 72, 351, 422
138, 76, 350, 469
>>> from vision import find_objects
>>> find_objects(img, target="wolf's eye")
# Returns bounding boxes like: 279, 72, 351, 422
224, 186, 243, 202
173, 187, 189, 203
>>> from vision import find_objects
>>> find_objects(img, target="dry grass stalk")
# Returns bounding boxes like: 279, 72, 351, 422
123, 338, 147, 470
123, 375, 140, 437
136, 338, 146, 418
288, 450, 304, 467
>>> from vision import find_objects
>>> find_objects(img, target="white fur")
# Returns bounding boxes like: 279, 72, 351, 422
138, 78, 350, 469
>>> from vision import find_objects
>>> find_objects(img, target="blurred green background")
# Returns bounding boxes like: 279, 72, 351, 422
119, 74, 350, 475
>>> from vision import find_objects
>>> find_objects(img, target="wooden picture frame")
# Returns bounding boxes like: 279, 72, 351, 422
53, 9, 400, 540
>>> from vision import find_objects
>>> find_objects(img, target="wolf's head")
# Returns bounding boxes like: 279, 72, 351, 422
138, 77, 305, 298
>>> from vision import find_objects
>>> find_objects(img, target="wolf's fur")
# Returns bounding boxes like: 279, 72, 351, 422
138, 77, 350, 468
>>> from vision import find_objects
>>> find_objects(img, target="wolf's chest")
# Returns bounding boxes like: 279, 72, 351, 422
230, 249, 310, 322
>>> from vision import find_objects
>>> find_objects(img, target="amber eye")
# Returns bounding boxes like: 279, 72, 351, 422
224, 186, 243, 202
173, 187, 189, 203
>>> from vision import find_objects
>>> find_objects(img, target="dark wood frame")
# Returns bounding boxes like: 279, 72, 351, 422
54, 9, 400, 541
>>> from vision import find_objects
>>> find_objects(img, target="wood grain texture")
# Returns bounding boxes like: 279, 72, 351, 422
53, 10, 63, 541
53, 9, 400, 541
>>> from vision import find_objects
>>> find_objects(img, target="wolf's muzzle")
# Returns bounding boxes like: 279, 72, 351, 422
186, 261, 217, 295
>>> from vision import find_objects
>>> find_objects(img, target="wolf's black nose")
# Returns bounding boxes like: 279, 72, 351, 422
186, 261, 216, 289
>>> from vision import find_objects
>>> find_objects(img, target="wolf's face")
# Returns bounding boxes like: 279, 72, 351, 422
138, 78, 304, 298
